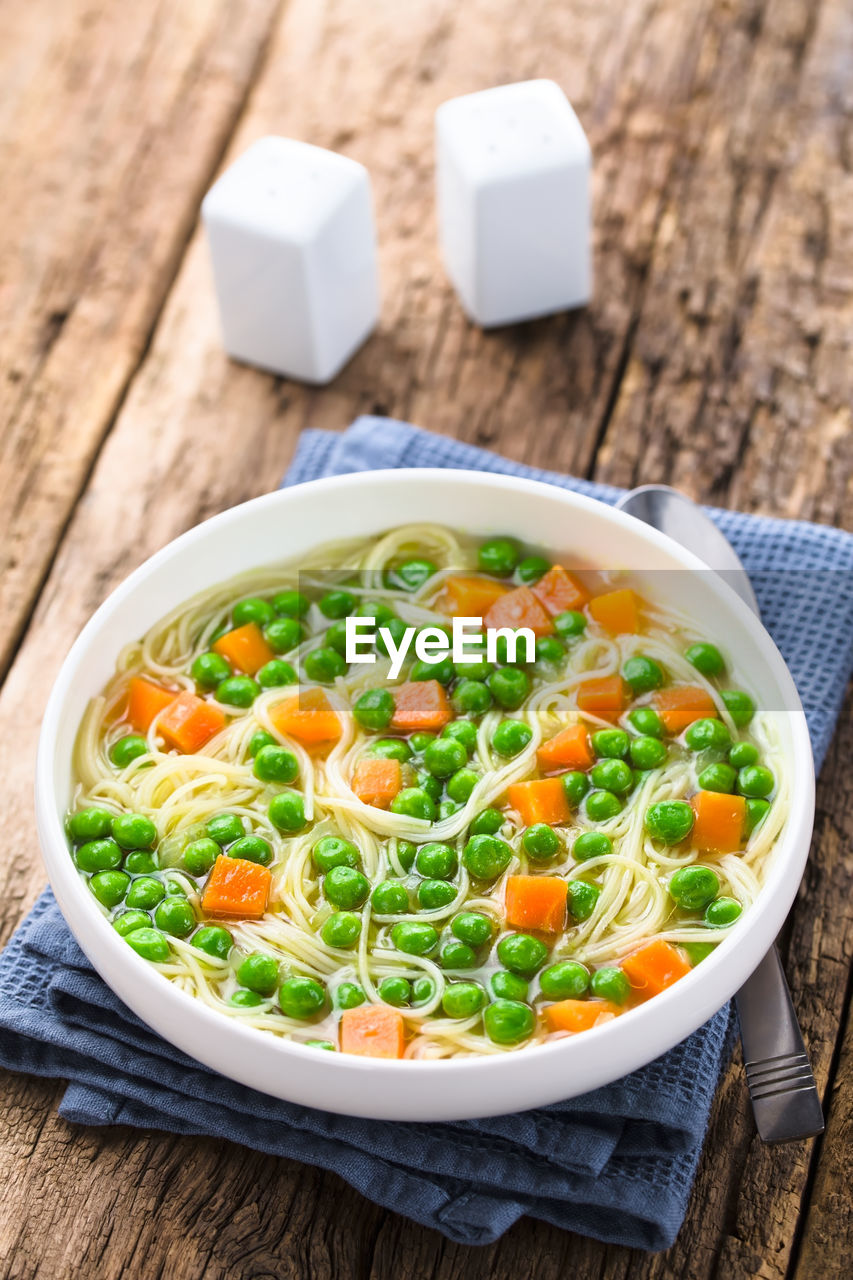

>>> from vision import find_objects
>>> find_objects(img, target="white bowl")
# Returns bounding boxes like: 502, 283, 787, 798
36, 469, 814, 1121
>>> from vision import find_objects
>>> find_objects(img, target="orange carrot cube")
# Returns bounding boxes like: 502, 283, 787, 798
621, 939, 691, 999
270, 688, 342, 747
532, 565, 589, 615
543, 999, 621, 1034
589, 588, 641, 634
507, 778, 571, 826
352, 757, 402, 809
440, 575, 511, 619
201, 855, 271, 919
505, 875, 568, 933
537, 723, 593, 772
340, 1005, 405, 1059
158, 691, 226, 753
127, 677, 176, 733
212, 622, 274, 676
483, 586, 554, 638
655, 686, 718, 734
691, 790, 747, 853
576, 675, 627, 722
391, 680, 452, 733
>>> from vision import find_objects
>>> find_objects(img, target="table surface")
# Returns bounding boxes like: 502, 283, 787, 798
1, 1, 851, 1276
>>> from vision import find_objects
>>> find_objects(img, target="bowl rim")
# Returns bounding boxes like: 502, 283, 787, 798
36, 467, 815, 1120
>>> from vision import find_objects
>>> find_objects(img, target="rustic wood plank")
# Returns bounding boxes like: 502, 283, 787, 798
0, 0, 282, 681
0, 0, 851, 1277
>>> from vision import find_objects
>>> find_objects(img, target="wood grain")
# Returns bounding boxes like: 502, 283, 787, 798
0, 0, 851, 1277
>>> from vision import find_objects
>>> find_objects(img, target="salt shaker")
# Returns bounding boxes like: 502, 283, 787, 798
202, 136, 380, 384
435, 80, 591, 327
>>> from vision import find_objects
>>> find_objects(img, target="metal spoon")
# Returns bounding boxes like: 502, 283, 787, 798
615, 484, 824, 1144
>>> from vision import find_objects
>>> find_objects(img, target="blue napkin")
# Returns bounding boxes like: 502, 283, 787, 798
2, 417, 852, 1251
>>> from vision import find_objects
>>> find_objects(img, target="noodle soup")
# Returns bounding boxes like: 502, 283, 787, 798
65, 524, 786, 1060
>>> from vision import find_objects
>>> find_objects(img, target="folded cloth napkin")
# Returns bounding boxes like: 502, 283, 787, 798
2, 417, 852, 1251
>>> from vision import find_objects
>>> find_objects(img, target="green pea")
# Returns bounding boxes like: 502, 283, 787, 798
540, 960, 590, 999
268, 792, 306, 832
324, 620, 349, 656
230, 989, 264, 1007
409, 732, 436, 753
722, 689, 755, 728
391, 921, 439, 955
535, 637, 565, 665
253, 744, 299, 784
356, 600, 396, 624
439, 940, 477, 969
645, 800, 695, 845
484, 999, 535, 1044
516, 555, 551, 584
192, 924, 233, 959
154, 896, 195, 937
273, 590, 310, 618
418, 879, 457, 909
522, 823, 560, 860
353, 689, 395, 731
257, 659, 298, 688
279, 976, 326, 1019
191, 651, 232, 689
313, 835, 360, 872
561, 771, 590, 808
412, 977, 435, 1005
442, 981, 486, 1017
629, 736, 667, 770
451, 911, 492, 948
440, 800, 461, 822
686, 642, 726, 678
395, 840, 417, 871
463, 833, 513, 880
446, 769, 478, 804
470, 808, 504, 835
232, 597, 274, 628
89, 870, 130, 908
390, 788, 436, 821
324, 866, 369, 909
684, 718, 731, 751
573, 831, 613, 861
423, 737, 465, 779
728, 741, 758, 768
497, 932, 549, 977
126, 927, 170, 962
704, 896, 743, 927
682, 941, 716, 966
206, 813, 245, 845
669, 865, 720, 910
303, 646, 347, 684
478, 537, 520, 576
697, 762, 736, 794
568, 880, 600, 921
263, 616, 304, 653
591, 728, 629, 759
415, 771, 442, 804
235, 952, 278, 994
229, 835, 273, 866
335, 982, 366, 1009
125, 876, 166, 910
415, 842, 457, 879
623, 656, 665, 695
248, 730, 276, 757
488, 667, 530, 710
491, 971, 529, 1001
375, 618, 410, 660
319, 590, 356, 619
737, 765, 775, 798
590, 967, 631, 1004
368, 738, 412, 762
442, 720, 478, 754
745, 797, 771, 835
75, 838, 123, 873
321, 911, 362, 948
111, 813, 156, 851
125, 850, 159, 876
590, 758, 633, 794
378, 976, 412, 1006
452, 679, 493, 716
453, 651, 494, 682
216, 675, 260, 707
110, 735, 149, 767
411, 656, 455, 685
371, 880, 410, 914
181, 838, 219, 875
113, 909, 150, 937
492, 719, 533, 758
554, 610, 587, 639
585, 790, 622, 822
628, 706, 665, 737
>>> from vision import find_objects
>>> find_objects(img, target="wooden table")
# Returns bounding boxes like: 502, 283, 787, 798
1, 1, 851, 1276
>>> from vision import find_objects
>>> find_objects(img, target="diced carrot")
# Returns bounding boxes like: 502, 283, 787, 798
537, 723, 593, 772
158, 691, 226, 753
544, 999, 621, 1034
391, 680, 452, 733
505, 875, 568, 933
352, 757, 402, 809
655, 686, 718, 735
576, 675, 627, 722
440, 574, 511, 619
588, 588, 641, 634
212, 622, 274, 676
507, 778, 571, 826
127, 677, 176, 733
532, 565, 589, 616
483, 586, 554, 638
201, 855, 271, 919
270, 688, 342, 747
621, 939, 691, 1000
340, 1004, 405, 1059
691, 790, 747, 854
